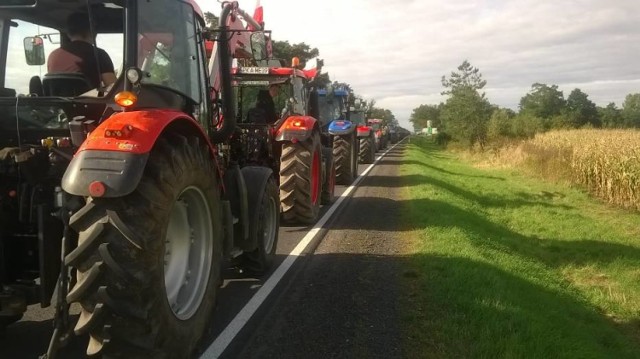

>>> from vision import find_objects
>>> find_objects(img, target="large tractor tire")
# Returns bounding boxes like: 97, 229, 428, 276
332, 133, 358, 185
321, 147, 336, 205
240, 175, 279, 276
359, 135, 376, 164
65, 135, 223, 358
280, 131, 322, 224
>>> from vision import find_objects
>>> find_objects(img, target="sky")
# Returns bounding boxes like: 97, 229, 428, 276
198, 0, 640, 129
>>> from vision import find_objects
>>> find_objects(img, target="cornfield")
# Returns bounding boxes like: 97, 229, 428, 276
514, 129, 640, 210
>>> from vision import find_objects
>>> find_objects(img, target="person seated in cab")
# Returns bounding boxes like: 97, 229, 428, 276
47, 12, 117, 89
252, 84, 280, 124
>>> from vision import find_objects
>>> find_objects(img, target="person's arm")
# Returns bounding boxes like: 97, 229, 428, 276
101, 72, 117, 87
98, 48, 116, 87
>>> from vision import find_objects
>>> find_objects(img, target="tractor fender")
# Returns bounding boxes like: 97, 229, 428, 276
275, 115, 319, 143
356, 125, 372, 138
327, 120, 355, 136
62, 110, 214, 198
239, 166, 274, 251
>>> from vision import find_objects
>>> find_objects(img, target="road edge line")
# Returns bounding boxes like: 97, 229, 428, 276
200, 138, 407, 358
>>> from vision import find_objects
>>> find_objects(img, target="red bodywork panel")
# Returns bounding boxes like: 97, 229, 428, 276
275, 115, 317, 142
356, 125, 372, 137
79, 110, 213, 155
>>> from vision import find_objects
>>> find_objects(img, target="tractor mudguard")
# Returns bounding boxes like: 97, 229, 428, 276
240, 166, 274, 251
223, 164, 249, 251
62, 110, 213, 198
356, 125, 372, 138
275, 115, 318, 142
327, 120, 354, 136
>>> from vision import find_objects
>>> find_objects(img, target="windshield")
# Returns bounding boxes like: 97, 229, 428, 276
318, 95, 343, 124
235, 82, 292, 123
2, 15, 123, 97
137, 0, 201, 102
350, 111, 365, 125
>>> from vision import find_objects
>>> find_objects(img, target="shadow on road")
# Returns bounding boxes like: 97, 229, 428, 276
225, 250, 640, 358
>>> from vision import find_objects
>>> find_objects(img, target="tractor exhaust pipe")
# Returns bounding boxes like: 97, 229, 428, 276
210, 3, 237, 143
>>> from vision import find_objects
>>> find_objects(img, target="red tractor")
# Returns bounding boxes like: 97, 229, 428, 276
0, 1, 277, 358
233, 62, 336, 224
350, 105, 376, 164
367, 118, 385, 152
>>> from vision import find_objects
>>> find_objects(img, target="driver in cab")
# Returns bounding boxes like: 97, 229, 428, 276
47, 12, 117, 89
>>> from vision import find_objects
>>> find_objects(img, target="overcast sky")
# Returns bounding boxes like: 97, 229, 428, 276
199, 0, 640, 129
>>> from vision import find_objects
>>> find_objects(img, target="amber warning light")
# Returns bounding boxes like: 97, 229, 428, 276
115, 91, 137, 107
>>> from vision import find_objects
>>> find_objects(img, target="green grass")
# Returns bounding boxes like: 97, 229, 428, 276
400, 137, 640, 358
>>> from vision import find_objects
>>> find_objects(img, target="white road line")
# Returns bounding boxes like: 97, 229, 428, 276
200, 139, 406, 359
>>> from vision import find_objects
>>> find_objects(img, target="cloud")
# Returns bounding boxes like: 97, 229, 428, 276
199, 0, 640, 129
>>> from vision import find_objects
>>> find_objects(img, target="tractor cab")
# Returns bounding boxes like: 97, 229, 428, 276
232, 64, 320, 126
0, 0, 217, 144
317, 86, 348, 126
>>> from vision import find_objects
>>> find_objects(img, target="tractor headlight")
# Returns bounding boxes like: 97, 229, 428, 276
126, 67, 142, 85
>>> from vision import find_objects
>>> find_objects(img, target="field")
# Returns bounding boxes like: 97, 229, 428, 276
400, 136, 640, 358
474, 129, 640, 211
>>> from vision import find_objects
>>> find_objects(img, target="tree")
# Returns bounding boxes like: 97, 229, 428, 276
272, 41, 319, 68
369, 107, 398, 127
566, 88, 600, 127
487, 108, 514, 140
511, 113, 543, 138
410, 104, 441, 132
204, 11, 219, 30
519, 83, 566, 120
440, 60, 491, 148
598, 103, 624, 128
440, 86, 492, 148
441, 59, 487, 96
622, 93, 640, 128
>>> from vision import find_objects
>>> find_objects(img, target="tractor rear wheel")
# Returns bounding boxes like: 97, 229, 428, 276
333, 133, 357, 185
359, 136, 375, 164
280, 131, 322, 224
240, 177, 279, 276
65, 135, 222, 358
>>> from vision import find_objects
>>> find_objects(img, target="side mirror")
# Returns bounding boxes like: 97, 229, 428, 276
250, 32, 267, 61
24, 36, 45, 66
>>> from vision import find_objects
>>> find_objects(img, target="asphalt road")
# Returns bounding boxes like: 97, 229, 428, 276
0, 140, 407, 359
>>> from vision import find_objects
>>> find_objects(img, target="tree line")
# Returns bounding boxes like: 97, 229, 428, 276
410, 60, 640, 148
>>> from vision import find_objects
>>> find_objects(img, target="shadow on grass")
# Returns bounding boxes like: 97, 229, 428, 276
402, 254, 640, 358
361, 174, 570, 209
328, 195, 640, 269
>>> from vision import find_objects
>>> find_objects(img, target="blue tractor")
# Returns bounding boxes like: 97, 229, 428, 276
317, 85, 359, 185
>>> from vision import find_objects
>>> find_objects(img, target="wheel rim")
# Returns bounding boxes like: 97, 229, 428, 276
262, 194, 278, 253
311, 150, 321, 205
164, 186, 213, 320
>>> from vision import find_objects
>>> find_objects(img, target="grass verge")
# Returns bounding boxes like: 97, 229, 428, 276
400, 136, 640, 358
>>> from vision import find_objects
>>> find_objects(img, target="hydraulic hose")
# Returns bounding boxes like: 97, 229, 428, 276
210, 3, 236, 143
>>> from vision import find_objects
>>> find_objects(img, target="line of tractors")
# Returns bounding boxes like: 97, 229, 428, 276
0, 1, 408, 358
